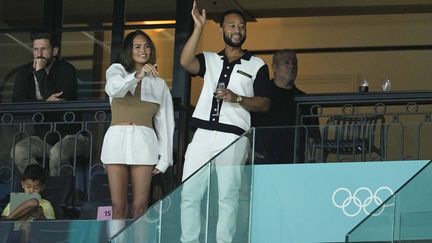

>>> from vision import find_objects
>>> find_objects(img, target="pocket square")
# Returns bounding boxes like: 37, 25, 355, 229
237, 70, 252, 78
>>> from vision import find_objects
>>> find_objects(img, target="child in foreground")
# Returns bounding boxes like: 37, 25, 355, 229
1, 164, 55, 221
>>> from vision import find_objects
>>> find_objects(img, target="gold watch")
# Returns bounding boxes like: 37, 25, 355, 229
236, 95, 243, 104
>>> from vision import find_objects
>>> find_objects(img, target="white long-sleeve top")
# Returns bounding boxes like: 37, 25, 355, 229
105, 63, 175, 172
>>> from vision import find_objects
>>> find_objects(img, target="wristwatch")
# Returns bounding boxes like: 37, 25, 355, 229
236, 95, 243, 104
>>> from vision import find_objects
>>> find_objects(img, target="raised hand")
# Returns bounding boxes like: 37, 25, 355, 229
191, 0, 206, 29
33, 57, 48, 71
135, 64, 159, 80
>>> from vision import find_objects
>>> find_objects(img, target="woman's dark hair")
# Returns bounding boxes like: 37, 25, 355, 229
21, 164, 47, 185
117, 30, 157, 72
219, 9, 247, 27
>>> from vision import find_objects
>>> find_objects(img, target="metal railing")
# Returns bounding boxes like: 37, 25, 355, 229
294, 91, 432, 163
0, 99, 187, 217
1, 91, 432, 218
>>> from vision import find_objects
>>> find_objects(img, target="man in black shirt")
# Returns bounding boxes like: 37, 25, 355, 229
252, 49, 320, 163
11, 31, 88, 176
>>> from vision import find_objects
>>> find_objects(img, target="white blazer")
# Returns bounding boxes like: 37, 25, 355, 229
105, 63, 175, 172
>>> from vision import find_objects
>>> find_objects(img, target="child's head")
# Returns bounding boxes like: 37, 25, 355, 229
21, 164, 46, 194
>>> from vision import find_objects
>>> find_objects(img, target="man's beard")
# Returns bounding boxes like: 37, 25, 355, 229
223, 33, 246, 48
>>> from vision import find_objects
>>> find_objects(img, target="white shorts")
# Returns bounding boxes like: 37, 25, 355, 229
101, 125, 158, 165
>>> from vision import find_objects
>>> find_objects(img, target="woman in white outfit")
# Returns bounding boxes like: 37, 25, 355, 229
101, 30, 174, 219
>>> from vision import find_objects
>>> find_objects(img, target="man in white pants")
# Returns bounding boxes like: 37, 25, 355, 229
180, 1, 272, 242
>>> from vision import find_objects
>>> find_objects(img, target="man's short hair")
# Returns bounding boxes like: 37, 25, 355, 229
30, 31, 58, 48
272, 49, 298, 65
219, 9, 247, 27
21, 164, 47, 185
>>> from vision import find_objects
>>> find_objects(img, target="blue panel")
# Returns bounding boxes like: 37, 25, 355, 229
251, 160, 429, 243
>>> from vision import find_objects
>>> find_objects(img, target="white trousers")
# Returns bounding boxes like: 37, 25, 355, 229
180, 129, 249, 243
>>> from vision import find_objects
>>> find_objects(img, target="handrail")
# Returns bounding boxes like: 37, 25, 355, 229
0, 98, 189, 200
295, 91, 432, 106
0, 97, 187, 114
294, 91, 432, 126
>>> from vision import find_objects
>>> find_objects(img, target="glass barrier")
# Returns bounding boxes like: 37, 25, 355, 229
0, 123, 432, 242
0, 218, 131, 242
346, 160, 432, 242
0, 120, 431, 207
110, 129, 255, 243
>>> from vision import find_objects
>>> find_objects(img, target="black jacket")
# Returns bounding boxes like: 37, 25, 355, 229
12, 58, 80, 144
12, 58, 77, 102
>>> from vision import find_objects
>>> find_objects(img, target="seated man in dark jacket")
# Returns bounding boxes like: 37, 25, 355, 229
11, 31, 88, 176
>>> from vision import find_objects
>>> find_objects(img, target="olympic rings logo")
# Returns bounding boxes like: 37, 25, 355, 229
332, 187, 394, 217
